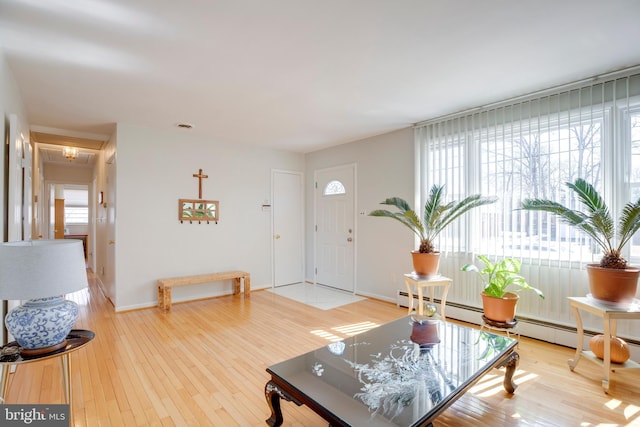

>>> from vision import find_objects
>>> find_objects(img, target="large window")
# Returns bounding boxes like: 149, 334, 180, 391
417, 72, 640, 267
64, 186, 89, 225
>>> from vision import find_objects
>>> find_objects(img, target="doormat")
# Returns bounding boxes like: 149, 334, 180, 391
267, 283, 365, 310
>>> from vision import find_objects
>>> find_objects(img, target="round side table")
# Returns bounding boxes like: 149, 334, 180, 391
0, 329, 95, 416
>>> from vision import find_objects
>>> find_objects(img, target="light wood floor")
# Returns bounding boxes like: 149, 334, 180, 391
5, 271, 640, 426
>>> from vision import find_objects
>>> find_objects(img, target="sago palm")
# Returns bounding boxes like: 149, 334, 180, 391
369, 185, 497, 254
520, 178, 640, 269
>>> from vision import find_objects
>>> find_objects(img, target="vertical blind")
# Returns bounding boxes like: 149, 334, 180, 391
414, 67, 640, 330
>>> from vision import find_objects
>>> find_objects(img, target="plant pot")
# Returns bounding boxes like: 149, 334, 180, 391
410, 320, 440, 346
411, 251, 440, 276
586, 264, 640, 305
481, 291, 519, 323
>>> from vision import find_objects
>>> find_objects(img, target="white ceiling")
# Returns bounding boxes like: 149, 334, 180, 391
2, 0, 640, 153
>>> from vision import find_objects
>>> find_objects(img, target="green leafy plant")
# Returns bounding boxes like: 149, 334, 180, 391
461, 255, 544, 299
369, 185, 497, 253
520, 178, 640, 269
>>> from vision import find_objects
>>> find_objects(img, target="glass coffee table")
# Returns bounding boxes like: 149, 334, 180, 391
265, 316, 518, 426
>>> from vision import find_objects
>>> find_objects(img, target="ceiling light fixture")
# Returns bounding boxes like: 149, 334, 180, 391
63, 147, 79, 160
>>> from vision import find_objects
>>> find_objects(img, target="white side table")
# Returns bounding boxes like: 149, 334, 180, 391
567, 296, 640, 393
404, 273, 451, 320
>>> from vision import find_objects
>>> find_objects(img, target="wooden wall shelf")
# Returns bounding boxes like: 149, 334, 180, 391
179, 199, 219, 223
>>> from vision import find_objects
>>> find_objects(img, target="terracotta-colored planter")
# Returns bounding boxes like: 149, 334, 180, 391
586, 264, 640, 304
481, 291, 519, 323
411, 251, 440, 276
410, 320, 440, 346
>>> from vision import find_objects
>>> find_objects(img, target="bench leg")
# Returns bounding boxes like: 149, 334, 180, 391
244, 276, 251, 297
164, 288, 172, 311
158, 286, 164, 310
233, 277, 241, 295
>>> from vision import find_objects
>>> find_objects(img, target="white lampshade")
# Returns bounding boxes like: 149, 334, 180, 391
0, 239, 88, 300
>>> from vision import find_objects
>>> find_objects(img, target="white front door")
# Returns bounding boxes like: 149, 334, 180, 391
315, 164, 355, 292
272, 170, 304, 286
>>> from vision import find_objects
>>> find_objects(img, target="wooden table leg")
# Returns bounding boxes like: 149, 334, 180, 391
265, 380, 302, 427
500, 351, 519, 393
265, 381, 284, 427
0, 364, 11, 403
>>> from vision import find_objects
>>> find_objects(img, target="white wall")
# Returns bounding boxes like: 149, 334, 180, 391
113, 123, 304, 311
44, 163, 93, 183
305, 127, 415, 302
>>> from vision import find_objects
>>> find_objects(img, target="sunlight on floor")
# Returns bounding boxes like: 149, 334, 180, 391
311, 321, 380, 342
333, 321, 379, 336
624, 404, 640, 420
607, 399, 623, 410
469, 369, 538, 398
310, 329, 343, 342
605, 398, 640, 423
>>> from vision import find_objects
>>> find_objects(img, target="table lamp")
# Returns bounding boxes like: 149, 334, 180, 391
0, 240, 88, 356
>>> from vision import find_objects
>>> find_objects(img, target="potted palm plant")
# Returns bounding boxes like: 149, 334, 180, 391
369, 185, 497, 276
520, 178, 640, 304
461, 255, 544, 323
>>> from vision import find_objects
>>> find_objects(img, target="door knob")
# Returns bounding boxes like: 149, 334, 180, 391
347, 237, 353, 242
274, 234, 281, 239
108, 240, 115, 245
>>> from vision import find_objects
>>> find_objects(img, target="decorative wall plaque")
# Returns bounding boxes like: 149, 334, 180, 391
179, 169, 219, 224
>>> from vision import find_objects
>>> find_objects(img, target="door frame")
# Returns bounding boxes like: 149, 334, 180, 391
313, 163, 357, 292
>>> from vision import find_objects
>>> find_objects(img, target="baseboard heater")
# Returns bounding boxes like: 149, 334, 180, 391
396, 290, 640, 347
396, 289, 451, 310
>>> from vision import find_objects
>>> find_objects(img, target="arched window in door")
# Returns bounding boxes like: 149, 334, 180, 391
323, 180, 346, 196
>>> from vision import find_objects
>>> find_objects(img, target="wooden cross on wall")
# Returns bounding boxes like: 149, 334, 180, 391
193, 168, 208, 199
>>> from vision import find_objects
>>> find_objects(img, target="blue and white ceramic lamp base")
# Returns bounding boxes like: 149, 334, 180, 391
5, 296, 79, 356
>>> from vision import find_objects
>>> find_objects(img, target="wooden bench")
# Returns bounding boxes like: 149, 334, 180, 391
157, 271, 250, 312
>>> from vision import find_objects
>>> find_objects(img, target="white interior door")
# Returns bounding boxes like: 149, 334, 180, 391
315, 164, 355, 292
104, 156, 117, 302
272, 170, 304, 287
